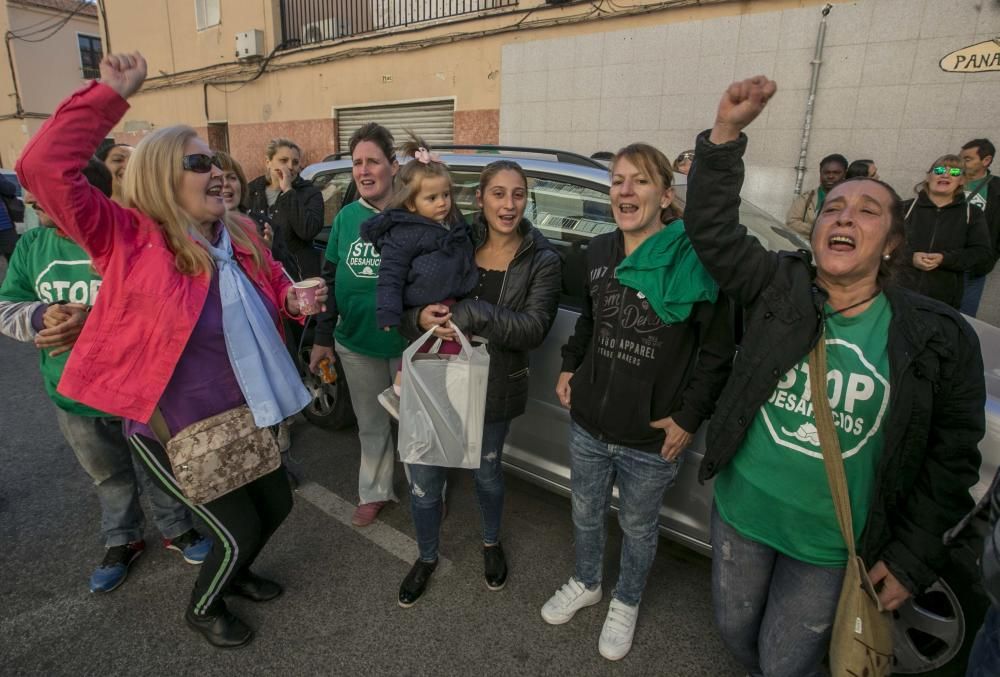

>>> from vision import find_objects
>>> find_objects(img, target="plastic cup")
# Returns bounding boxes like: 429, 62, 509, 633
293, 279, 321, 315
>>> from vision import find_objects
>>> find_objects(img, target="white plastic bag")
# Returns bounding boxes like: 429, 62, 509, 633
397, 324, 489, 469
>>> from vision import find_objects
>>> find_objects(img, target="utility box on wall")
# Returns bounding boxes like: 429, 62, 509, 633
235, 30, 265, 59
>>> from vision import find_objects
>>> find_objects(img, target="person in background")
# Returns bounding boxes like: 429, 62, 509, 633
395, 160, 561, 607
541, 143, 734, 661
246, 138, 324, 279
785, 153, 848, 238
95, 143, 133, 205
846, 158, 878, 180
959, 138, 1000, 316
686, 75, 983, 677
217, 151, 274, 251
952, 469, 1000, 677
0, 162, 210, 593
899, 154, 992, 309
673, 149, 695, 175
309, 123, 409, 528
0, 173, 22, 263
18, 52, 325, 648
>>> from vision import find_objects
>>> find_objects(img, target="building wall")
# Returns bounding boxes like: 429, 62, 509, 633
0, 3, 99, 166
500, 0, 1000, 218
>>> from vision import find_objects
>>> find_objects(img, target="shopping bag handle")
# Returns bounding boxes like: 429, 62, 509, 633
412, 321, 476, 357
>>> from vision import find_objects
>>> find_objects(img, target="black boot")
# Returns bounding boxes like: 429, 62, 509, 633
398, 558, 437, 608
185, 599, 254, 649
484, 543, 508, 591
227, 571, 283, 602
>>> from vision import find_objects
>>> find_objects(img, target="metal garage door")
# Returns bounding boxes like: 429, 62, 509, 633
335, 100, 455, 154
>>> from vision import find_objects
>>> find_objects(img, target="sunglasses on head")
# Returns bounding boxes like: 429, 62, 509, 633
182, 153, 222, 173
932, 166, 962, 177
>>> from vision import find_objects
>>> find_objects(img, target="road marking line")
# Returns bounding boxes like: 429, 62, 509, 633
295, 481, 452, 575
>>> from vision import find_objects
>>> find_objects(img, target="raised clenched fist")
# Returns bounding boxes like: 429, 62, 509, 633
710, 76, 778, 144
99, 52, 148, 100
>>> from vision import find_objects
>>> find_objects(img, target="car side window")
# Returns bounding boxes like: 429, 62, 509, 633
526, 176, 615, 310
311, 170, 355, 226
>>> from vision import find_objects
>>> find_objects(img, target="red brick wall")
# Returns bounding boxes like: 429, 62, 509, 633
454, 109, 499, 145
228, 119, 337, 180
113, 126, 208, 147
115, 120, 338, 180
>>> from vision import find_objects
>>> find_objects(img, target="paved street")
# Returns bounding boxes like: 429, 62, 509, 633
0, 328, 741, 676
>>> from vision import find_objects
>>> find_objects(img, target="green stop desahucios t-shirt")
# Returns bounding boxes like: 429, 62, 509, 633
325, 199, 406, 358
714, 293, 892, 567
0, 227, 107, 417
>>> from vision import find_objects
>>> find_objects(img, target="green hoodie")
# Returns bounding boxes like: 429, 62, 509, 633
615, 220, 718, 324
0, 227, 106, 416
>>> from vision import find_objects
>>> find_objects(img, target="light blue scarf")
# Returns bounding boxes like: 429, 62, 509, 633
194, 225, 311, 427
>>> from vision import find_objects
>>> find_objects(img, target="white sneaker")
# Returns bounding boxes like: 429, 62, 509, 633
598, 599, 639, 661
541, 577, 602, 625
377, 387, 400, 420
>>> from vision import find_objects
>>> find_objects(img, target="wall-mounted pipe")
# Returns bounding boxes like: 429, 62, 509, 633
793, 3, 833, 195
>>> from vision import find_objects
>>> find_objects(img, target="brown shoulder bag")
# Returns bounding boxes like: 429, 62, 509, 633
809, 336, 894, 676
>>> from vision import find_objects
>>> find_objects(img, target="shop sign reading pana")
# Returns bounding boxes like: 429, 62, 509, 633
940, 38, 1000, 72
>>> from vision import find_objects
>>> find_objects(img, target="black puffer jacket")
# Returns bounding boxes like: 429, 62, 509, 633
686, 131, 985, 594
400, 217, 561, 423
899, 191, 992, 308
246, 175, 325, 279
363, 208, 478, 329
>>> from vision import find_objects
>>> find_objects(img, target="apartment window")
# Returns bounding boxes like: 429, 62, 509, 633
78, 34, 102, 79
195, 0, 221, 30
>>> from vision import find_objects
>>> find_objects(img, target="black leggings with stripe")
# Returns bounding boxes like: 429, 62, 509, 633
129, 434, 293, 614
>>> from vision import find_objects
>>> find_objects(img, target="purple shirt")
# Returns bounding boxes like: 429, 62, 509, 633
125, 247, 279, 440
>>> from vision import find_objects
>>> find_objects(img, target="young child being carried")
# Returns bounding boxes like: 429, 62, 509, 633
361, 136, 478, 418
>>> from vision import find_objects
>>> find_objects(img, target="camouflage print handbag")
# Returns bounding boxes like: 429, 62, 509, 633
151, 405, 280, 505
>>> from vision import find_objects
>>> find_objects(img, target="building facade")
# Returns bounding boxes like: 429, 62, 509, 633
0, 0, 101, 167
4, 0, 998, 218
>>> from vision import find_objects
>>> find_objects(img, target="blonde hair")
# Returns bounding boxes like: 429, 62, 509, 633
612, 143, 682, 221
266, 137, 301, 160
915, 153, 965, 197
121, 125, 266, 277
388, 133, 463, 223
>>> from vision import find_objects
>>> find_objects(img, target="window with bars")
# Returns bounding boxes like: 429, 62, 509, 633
78, 34, 102, 80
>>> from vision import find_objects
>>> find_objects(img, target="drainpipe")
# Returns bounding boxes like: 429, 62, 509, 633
793, 3, 833, 195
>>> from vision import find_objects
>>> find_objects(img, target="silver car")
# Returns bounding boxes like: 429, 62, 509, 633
303, 149, 999, 676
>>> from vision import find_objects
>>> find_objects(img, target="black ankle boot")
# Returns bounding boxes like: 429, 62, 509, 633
228, 571, 283, 602
185, 600, 254, 649
398, 558, 437, 608
484, 543, 508, 591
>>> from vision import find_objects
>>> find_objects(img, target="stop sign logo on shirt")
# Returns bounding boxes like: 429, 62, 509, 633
761, 338, 890, 460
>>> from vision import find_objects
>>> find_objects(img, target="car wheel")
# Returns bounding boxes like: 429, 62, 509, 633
298, 346, 356, 429
891, 545, 989, 675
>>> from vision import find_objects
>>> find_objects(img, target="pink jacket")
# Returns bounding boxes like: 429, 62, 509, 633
16, 82, 296, 423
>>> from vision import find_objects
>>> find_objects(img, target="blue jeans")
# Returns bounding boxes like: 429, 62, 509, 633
968, 605, 1000, 677
711, 505, 845, 677
570, 422, 681, 607
407, 419, 510, 562
961, 273, 987, 316
55, 408, 193, 547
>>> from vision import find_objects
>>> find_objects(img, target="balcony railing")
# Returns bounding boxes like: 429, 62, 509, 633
279, 0, 517, 47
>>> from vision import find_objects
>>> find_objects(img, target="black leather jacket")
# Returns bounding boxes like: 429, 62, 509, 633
686, 131, 985, 594
246, 175, 325, 279
401, 217, 561, 423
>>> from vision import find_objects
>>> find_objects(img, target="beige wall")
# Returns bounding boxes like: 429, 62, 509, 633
102, 0, 276, 75
500, 0, 1000, 219
0, 3, 99, 166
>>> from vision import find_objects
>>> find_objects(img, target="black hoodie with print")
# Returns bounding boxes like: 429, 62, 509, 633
560, 229, 734, 453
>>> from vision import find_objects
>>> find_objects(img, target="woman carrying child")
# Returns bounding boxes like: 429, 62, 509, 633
364, 148, 562, 607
